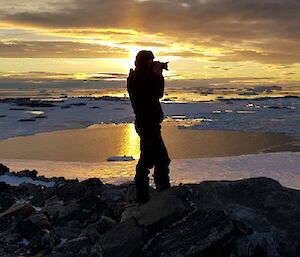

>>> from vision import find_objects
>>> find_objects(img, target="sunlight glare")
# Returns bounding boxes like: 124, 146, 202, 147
119, 123, 140, 160
124, 46, 141, 70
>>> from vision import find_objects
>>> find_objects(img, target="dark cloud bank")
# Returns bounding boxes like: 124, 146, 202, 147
0, 0, 299, 64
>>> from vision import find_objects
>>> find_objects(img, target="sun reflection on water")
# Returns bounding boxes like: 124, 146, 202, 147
118, 123, 140, 160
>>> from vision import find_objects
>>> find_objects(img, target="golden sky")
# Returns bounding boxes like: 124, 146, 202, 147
0, 0, 299, 88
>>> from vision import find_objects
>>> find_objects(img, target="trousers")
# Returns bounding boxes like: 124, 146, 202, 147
134, 120, 171, 203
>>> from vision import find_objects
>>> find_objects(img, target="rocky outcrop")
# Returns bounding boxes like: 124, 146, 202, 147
0, 163, 10, 175
99, 178, 300, 257
0, 202, 36, 220
0, 163, 300, 257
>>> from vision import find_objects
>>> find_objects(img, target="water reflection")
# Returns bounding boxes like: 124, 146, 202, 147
118, 123, 140, 160
0, 123, 298, 162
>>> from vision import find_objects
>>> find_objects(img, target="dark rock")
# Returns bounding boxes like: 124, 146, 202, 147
66, 220, 82, 229
134, 209, 236, 257
15, 214, 50, 244
55, 181, 86, 201
96, 216, 116, 235
1, 164, 300, 257
124, 183, 136, 202
26, 213, 50, 230
52, 236, 91, 257
0, 202, 36, 220
0, 181, 12, 191
18, 118, 36, 122
232, 233, 280, 257
79, 178, 104, 198
77, 194, 105, 210
0, 192, 15, 212
186, 177, 300, 257
124, 187, 193, 232
9, 107, 26, 110
15, 183, 43, 205
99, 217, 145, 257
42, 200, 80, 224
41, 229, 61, 250
53, 226, 81, 240
226, 204, 275, 234
80, 177, 103, 189
97, 96, 126, 102
0, 231, 22, 256
70, 102, 86, 106
80, 223, 101, 243
15, 99, 55, 107
17, 169, 38, 178
100, 184, 127, 202
28, 229, 54, 255
13, 182, 56, 208
104, 201, 124, 221
15, 217, 42, 239
35, 115, 47, 119
0, 163, 10, 174
30, 186, 57, 207
61, 105, 72, 108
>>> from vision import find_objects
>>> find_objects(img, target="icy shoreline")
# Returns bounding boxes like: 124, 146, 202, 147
1, 152, 300, 190
0, 95, 300, 141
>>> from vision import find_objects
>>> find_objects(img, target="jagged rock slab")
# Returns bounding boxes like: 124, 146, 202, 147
0, 202, 36, 220
99, 217, 145, 257
123, 187, 193, 232
134, 209, 236, 257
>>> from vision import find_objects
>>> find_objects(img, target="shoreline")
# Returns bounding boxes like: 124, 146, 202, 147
1, 152, 300, 190
0, 162, 300, 256
1, 95, 300, 142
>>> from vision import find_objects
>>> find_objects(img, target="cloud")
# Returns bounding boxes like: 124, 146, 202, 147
0, 71, 284, 89
0, 0, 300, 64
158, 50, 208, 58
212, 49, 300, 65
87, 72, 128, 80
0, 70, 127, 81
0, 40, 129, 58
118, 41, 168, 48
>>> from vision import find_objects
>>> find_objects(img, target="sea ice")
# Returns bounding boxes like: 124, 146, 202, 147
0, 95, 299, 140
107, 156, 135, 162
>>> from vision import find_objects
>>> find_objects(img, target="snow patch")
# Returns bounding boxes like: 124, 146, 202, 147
0, 174, 55, 187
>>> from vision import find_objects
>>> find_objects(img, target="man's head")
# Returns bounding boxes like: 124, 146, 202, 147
135, 50, 154, 71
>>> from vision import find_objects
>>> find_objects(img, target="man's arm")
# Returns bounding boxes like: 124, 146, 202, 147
153, 74, 165, 98
152, 63, 165, 99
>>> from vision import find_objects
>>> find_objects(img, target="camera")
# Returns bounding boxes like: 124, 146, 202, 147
160, 62, 169, 70
153, 61, 169, 71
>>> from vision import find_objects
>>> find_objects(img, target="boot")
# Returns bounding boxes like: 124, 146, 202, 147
154, 166, 170, 192
135, 166, 150, 204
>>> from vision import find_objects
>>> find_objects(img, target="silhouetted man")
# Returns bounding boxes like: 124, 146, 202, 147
127, 50, 171, 203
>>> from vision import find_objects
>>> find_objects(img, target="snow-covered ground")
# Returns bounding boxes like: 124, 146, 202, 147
1, 152, 299, 189
0, 174, 55, 187
0, 95, 299, 140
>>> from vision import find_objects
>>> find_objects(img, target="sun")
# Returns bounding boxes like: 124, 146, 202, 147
123, 46, 141, 70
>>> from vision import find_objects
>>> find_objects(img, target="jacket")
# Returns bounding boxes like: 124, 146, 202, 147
127, 68, 164, 124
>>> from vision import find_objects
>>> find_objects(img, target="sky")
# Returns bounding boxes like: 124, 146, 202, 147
0, 0, 299, 88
